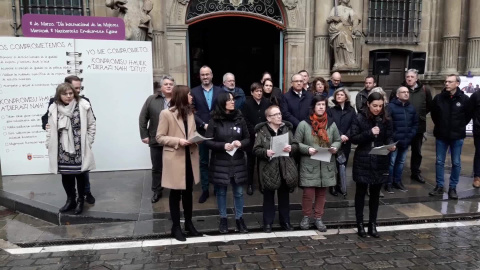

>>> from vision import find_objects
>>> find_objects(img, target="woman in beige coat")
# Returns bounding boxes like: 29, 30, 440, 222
156, 85, 201, 242
46, 83, 96, 215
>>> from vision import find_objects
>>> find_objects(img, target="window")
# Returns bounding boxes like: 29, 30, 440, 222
367, 0, 422, 44
20, 0, 89, 16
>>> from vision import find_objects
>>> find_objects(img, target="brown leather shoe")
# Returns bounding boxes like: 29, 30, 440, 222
473, 177, 480, 188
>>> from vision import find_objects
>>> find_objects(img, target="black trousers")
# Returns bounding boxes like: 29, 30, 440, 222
474, 135, 480, 177
169, 152, 194, 227
410, 133, 424, 176
62, 173, 86, 200
354, 182, 382, 224
246, 151, 256, 186
150, 146, 164, 192
263, 182, 290, 225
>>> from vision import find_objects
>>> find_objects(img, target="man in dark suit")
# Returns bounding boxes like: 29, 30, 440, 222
191, 65, 223, 203
280, 73, 313, 131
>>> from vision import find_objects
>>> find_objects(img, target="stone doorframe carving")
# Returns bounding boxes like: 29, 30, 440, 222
166, 0, 307, 88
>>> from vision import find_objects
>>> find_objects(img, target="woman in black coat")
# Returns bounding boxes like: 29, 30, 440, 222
327, 88, 356, 196
350, 92, 395, 238
204, 92, 250, 234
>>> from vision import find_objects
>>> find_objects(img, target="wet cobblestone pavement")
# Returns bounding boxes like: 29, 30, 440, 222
1, 223, 480, 269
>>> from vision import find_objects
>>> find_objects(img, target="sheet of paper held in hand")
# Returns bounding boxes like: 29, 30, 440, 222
310, 147, 332, 162
369, 141, 398, 155
226, 146, 238, 156
188, 133, 213, 144
270, 133, 290, 158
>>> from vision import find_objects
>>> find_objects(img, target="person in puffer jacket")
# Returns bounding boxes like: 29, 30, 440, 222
385, 86, 418, 194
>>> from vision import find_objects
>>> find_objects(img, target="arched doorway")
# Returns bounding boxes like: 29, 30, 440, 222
188, 16, 282, 91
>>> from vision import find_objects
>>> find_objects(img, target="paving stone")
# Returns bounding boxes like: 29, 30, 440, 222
363, 261, 394, 269
207, 252, 227, 259
254, 249, 275, 256
34, 258, 61, 265
257, 261, 283, 269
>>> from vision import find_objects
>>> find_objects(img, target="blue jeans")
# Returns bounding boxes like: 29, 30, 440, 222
216, 182, 244, 219
84, 172, 91, 193
199, 143, 210, 192
388, 146, 409, 184
435, 139, 464, 188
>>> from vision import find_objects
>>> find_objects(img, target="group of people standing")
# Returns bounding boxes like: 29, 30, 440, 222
43, 65, 478, 242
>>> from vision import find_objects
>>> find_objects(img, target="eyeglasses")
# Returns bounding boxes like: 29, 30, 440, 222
332, 79, 341, 82
268, 112, 282, 117
292, 80, 303, 83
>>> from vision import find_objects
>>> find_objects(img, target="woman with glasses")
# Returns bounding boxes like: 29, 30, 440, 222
46, 83, 96, 215
253, 105, 298, 232
156, 85, 202, 242
295, 95, 341, 231
204, 92, 250, 234
350, 92, 395, 238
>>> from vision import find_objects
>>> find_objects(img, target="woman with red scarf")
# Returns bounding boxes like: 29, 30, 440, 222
295, 95, 342, 231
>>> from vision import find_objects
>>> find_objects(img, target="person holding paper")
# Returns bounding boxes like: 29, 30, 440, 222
295, 95, 341, 232
385, 86, 418, 194
204, 92, 250, 234
139, 76, 174, 203
242, 82, 270, 195
350, 92, 395, 238
327, 87, 356, 196
253, 105, 299, 232
46, 83, 96, 215
156, 85, 202, 242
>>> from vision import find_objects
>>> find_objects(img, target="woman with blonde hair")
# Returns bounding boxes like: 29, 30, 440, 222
46, 83, 96, 215
156, 85, 202, 242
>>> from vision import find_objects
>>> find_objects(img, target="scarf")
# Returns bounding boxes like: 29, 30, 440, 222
57, 99, 77, 154
310, 113, 329, 147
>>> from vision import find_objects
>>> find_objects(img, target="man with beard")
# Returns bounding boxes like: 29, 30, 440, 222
191, 66, 223, 203
400, 69, 433, 184
355, 76, 377, 112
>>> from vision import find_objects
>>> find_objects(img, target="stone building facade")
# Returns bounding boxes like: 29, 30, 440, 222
0, 0, 478, 92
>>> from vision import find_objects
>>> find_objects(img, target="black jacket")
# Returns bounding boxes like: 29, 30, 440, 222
41, 96, 94, 130
280, 87, 313, 130
204, 110, 250, 186
327, 101, 356, 136
393, 81, 433, 134
350, 112, 394, 185
138, 93, 167, 147
263, 87, 283, 107
431, 88, 471, 140
241, 96, 270, 151
468, 90, 480, 135
386, 98, 418, 148
191, 85, 223, 134
327, 80, 344, 97
355, 88, 369, 113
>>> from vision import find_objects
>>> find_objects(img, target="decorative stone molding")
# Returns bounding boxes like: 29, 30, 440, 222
152, 30, 165, 73
282, 0, 298, 10
178, 0, 189, 5
440, 37, 460, 74
467, 38, 480, 74
166, 25, 189, 84
313, 35, 330, 77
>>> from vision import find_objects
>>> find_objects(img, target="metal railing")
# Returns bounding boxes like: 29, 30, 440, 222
19, 0, 89, 17
366, 0, 422, 44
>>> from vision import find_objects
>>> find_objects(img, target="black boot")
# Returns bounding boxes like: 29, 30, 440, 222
329, 186, 338, 196
219, 218, 228, 234
184, 220, 203, 237
236, 217, 248, 233
59, 197, 76, 213
357, 223, 367, 238
368, 223, 380, 238
74, 198, 84, 215
247, 184, 254, 196
171, 225, 186, 241
335, 185, 347, 197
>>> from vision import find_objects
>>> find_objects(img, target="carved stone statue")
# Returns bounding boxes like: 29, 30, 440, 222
106, 0, 153, 41
327, 0, 361, 70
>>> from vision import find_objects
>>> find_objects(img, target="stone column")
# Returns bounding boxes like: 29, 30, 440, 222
467, 0, 480, 75
440, 0, 462, 74
151, 1, 166, 81
284, 28, 306, 87
166, 25, 188, 85
312, 0, 332, 78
